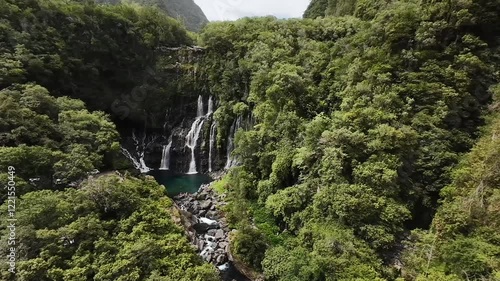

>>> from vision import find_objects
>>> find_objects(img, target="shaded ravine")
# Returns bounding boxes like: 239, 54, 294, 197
172, 183, 254, 281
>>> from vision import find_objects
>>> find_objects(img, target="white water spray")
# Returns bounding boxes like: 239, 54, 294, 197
160, 139, 172, 170
208, 121, 217, 172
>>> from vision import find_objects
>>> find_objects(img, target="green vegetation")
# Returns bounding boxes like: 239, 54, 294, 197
198, 0, 500, 280
303, 0, 389, 19
96, 0, 209, 32
0, 0, 194, 125
0, 174, 219, 280
1, 0, 500, 280
0, 83, 121, 198
401, 88, 500, 280
0, 1, 218, 280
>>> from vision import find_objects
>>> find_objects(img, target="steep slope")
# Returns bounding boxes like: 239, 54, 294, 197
303, 0, 389, 19
97, 0, 209, 31
0, 1, 219, 280
197, 0, 500, 279
401, 88, 500, 280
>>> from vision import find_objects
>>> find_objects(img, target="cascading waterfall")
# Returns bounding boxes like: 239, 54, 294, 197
133, 132, 152, 173
160, 139, 172, 170
208, 96, 214, 115
121, 147, 143, 172
186, 118, 205, 174
197, 95, 204, 117
185, 95, 206, 174
224, 116, 242, 170
208, 121, 217, 172
121, 131, 152, 173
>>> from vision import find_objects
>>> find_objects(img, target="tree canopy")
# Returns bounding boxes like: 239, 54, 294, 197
198, 0, 500, 280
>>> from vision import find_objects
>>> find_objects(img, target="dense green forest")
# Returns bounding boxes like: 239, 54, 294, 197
202, 0, 500, 280
0, 0, 217, 280
1, 0, 500, 280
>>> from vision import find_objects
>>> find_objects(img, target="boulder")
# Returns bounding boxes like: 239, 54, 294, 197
206, 211, 219, 220
216, 254, 227, 265
218, 241, 229, 249
215, 229, 225, 240
197, 239, 205, 250
199, 209, 208, 217
196, 192, 207, 200
193, 223, 211, 234
200, 200, 212, 210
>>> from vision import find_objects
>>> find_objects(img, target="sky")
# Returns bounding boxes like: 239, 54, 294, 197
193, 0, 311, 21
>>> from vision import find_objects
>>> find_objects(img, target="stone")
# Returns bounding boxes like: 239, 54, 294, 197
198, 209, 208, 217
196, 192, 207, 200
197, 240, 205, 250
216, 254, 227, 265
215, 229, 225, 240
206, 211, 219, 220
193, 223, 210, 234
218, 242, 228, 249
200, 200, 211, 210
207, 229, 217, 236
207, 241, 217, 249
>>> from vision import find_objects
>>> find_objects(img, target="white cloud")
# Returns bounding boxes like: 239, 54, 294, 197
194, 0, 310, 21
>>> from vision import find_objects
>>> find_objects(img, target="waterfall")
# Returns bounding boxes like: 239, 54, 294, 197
197, 95, 204, 117
121, 147, 151, 173
120, 131, 153, 173
133, 132, 152, 173
185, 95, 207, 174
121, 147, 140, 171
208, 96, 214, 115
186, 117, 205, 174
208, 121, 217, 172
224, 116, 242, 170
160, 140, 172, 170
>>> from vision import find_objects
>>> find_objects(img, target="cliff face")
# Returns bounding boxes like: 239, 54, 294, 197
161, 0, 209, 32
115, 46, 234, 175
96, 0, 209, 32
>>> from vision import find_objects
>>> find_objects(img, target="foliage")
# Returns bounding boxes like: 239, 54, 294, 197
0, 83, 121, 198
2, 0, 500, 280
198, 0, 500, 279
230, 225, 268, 271
0, 3, 217, 280
0, 0, 193, 126
96, 0, 208, 32
401, 88, 500, 280
0, 174, 219, 281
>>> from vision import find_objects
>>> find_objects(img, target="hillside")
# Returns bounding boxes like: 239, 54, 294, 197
304, 0, 389, 19
96, 0, 209, 31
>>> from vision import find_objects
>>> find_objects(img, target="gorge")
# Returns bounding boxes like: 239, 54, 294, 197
1, 0, 500, 281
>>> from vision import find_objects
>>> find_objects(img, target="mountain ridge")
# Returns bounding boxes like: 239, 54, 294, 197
97, 0, 209, 32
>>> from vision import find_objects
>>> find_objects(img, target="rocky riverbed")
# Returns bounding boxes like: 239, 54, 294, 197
173, 183, 233, 268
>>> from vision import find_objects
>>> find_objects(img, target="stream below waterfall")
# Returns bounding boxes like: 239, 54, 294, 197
221, 262, 251, 281
149, 170, 250, 281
